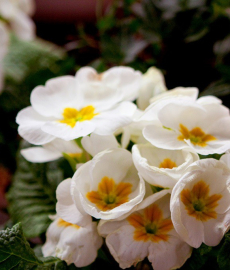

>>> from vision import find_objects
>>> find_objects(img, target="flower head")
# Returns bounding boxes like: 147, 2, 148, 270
170, 159, 230, 248
42, 216, 102, 267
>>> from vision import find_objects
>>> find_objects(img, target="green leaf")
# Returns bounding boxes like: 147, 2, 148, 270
7, 141, 64, 238
180, 244, 212, 270
217, 233, 230, 270
0, 223, 42, 269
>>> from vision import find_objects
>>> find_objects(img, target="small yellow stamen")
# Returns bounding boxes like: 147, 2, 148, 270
178, 124, 216, 147
57, 218, 80, 229
159, 158, 177, 169
67, 152, 82, 159
181, 180, 222, 222
128, 204, 173, 243
86, 176, 132, 211
59, 106, 99, 128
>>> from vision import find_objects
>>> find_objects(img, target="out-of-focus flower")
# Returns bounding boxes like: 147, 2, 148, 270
170, 159, 230, 248
75, 66, 142, 102
20, 138, 82, 163
16, 73, 137, 144
132, 144, 199, 189
143, 99, 230, 155
137, 67, 167, 110
0, 0, 35, 40
42, 216, 102, 267
100, 192, 192, 270
57, 148, 145, 220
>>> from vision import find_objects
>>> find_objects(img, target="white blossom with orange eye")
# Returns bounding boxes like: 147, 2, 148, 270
170, 159, 230, 248
101, 192, 192, 270
132, 143, 199, 189
69, 148, 145, 220
20, 138, 82, 163
42, 216, 102, 268
16, 73, 137, 145
143, 99, 230, 155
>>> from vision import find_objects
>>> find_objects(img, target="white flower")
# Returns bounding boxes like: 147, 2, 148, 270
100, 192, 192, 270
42, 216, 102, 267
170, 159, 230, 248
16, 75, 137, 144
20, 138, 82, 163
143, 99, 230, 155
59, 148, 145, 220
132, 143, 199, 189
75, 66, 142, 102
136, 67, 167, 110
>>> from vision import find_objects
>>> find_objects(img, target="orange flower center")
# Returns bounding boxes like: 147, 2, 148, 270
59, 106, 99, 128
127, 204, 173, 243
181, 180, 222, 222
57, 218, 80, 229
86, 176, 132, 211
159, 158, 177, 169
178, 124, 216, 147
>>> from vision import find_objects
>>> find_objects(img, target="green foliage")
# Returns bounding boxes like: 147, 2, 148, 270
0, 223, 42, 269
217, 232, 230, 270
180, 244, 217, 270
7, 142, 65, 238
0, 223, 71, 269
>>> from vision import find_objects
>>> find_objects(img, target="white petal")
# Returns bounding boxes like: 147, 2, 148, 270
81, 133, 118, 157
16, 107, 55, 145
106, 225, 149, 269
148, 235, 192, 270
21, 147, 62, 163
56, 179, 91, 226
31, 76, 78, 117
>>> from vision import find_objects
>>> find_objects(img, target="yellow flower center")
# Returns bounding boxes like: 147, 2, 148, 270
57, 218, 80, 229
59, 106, 99, 128
177, 124, 216, 147
180, 180, 222, 222
86, 176, 132, 211
159, 158, 177, 169
127, 204, 173, 243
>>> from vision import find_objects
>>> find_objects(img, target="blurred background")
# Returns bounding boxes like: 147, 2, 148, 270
1, 0, 230, 233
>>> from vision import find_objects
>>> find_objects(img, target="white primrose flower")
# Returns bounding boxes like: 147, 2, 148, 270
136, 67, 167, 110
16, 75, 137, 145
42, 216, 103, 267
0, 0, 35, 40
75, 66, 142, 102
20, 138, 82, 163
100, 191, 192, 270
132, 144, 199, 189
143, 99, 230, 155
170, 159, 230, 248
59, 148, 146, 220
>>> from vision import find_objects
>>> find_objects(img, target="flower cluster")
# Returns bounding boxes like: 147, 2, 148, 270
0, 0, 35, 91
17, 66, 230, 270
